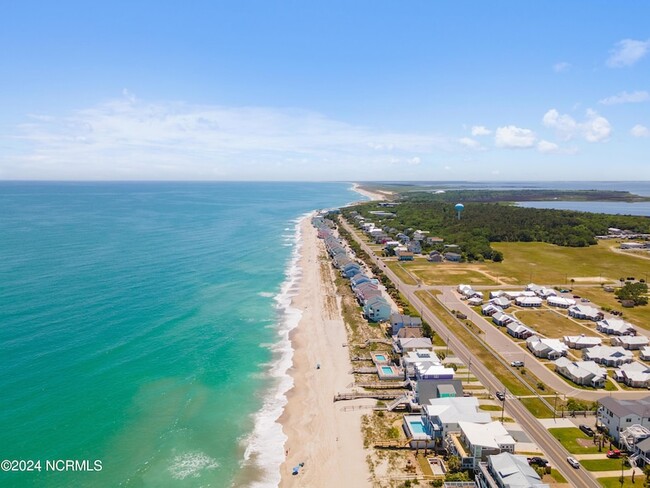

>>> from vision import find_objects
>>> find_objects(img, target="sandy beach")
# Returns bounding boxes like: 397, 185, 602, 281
278, 217, 372, 487
351, 183, 390, 202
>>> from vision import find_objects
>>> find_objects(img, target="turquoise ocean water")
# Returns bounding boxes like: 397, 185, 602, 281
0, 182, 360, 488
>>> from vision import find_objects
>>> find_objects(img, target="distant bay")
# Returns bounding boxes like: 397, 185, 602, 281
515, 200, 650, 217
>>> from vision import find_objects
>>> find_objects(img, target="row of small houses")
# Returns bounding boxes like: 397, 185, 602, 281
315, 215, 392, 322
349, 211, 464, 262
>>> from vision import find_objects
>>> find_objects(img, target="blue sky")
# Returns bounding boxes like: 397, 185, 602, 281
1, 1, 649, 180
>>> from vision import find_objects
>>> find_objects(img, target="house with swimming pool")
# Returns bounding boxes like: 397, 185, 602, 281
419, 397, 491, 441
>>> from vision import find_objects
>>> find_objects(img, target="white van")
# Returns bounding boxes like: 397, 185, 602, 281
567, 456, 580, 468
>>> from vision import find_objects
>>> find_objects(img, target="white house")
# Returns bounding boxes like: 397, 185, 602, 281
422, 396, 491, 440
527, 335, 568, 359
477, 452, 549, 488
641, 346, 650, 361
598, 318, 637, 336
569, 305, 603, 321
394, 337, 433, 354
555, 357, 607, 388
448, 421, 515, 470
611, 335, 649, 350
564, 335, 602, 349
615, 362, 650, 389
507, 322, 535, 339
490, 296, 511, 309
547, 296, 576, 309
599, 396, 650, 442
482, 304, 503, 316
492, 312, 515, 326
583, 346, 634, 367
515, 296, 543, 307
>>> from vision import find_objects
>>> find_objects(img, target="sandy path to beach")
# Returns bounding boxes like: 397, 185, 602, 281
279, 217, 371, 487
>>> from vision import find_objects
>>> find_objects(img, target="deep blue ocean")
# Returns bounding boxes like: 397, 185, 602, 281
0, 182, 360, 488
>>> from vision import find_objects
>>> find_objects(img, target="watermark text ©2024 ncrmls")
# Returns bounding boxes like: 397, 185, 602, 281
1, 459, 103, 472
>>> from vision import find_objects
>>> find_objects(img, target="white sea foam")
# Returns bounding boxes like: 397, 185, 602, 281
168, 451, 219, 480
258, 291, 275, 298
238, 212, 312, 488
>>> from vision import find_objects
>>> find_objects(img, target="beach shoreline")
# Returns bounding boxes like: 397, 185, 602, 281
351, 183, 390, 202
277, 216, 371, 487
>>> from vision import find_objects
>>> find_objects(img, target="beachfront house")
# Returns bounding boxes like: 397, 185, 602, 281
447, 421, 515, 470
350, 273, 371, 289
598, 396, 650, 442
402, 349, 441, 376
390, 313, 423, 336
394, 337, 433, 354
422, 397, 491, 440
342, 262, 361, 278
597, 318, 637, 336
611, 335, 649, 350
563, 335, 602, 350
554, 357, 607, 387
614, 362, 650, 388
583, 346, 634, 367
414, 379, 464, 405
568, 305, 603, 321
354, 282, 381, 302
526, 335, 568, 359
476, 452, 549, 488
363, 296, 392, 322
396, 327, 423, 339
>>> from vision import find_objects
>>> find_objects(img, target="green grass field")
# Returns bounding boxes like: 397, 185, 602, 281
399, 241, 650, 287
549, 427, 601, 454
573, 287, 650, 331
514, 309, 594, 337
580, 458, 628, 472
598, 476, 643, 488
518, 397, 554, 418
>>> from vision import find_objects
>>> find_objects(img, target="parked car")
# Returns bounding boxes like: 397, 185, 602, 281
607, 449, 622, 458
581, 298, 590, 303
496, 391, 505, 401
560, 289, 570, 293
567, 456, 580, 468
510, 360, 524, 367
573, 295, 581, 299
528, 457, 549, 467
579, 424, 595, 437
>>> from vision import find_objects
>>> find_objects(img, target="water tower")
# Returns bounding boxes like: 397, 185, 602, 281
455, 203, 464, 220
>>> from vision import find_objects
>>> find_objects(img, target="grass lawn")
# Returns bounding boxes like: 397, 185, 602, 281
479, 404, 503, 411
396, 262, 497, 286
519, 397, 554, 418
581, 458, 628, 471
385, 261, 418, 285
489, 241, 650, 285
548, 469, 567, 484
515, 309, 593, 337
549, 427, 601, 454
599, 476, 644, 488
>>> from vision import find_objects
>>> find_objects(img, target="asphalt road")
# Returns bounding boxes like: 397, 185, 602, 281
340, 217, 602, 488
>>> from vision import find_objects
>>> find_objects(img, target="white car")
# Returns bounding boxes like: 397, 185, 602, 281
510, 360, 524, 367
567, 456, 580, 468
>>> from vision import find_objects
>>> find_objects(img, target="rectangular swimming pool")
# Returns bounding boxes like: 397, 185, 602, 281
375, 354, 387, 362
409, 421, 426, 435
381, 366, 393, 375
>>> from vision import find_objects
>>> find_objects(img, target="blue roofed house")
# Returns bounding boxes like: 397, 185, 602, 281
350, 273, 371, 289
390, 313, 423, 335
342, 262, 361, 278
363, 296, 392, 322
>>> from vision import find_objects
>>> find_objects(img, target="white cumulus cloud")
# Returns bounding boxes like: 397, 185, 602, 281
2, 93, 451, 180
471, 125, 491, 136
607, 39, 650, 68
459, 137, 481, 149
631, 124, 650, 138
537, 140, 559, 153
599, 90, 649, 105
542, 108, 611, 142
494, 126, 536, 149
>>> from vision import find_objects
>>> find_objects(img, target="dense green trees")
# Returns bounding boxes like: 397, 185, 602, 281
615, 282, 649, 306
345, 200, 650, 262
